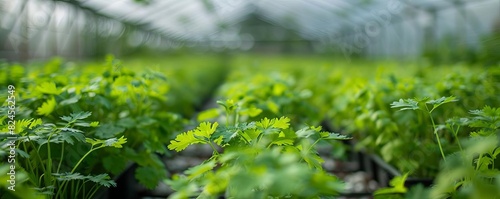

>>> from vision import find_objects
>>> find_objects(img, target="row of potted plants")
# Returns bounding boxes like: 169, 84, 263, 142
0, 55, 227, 198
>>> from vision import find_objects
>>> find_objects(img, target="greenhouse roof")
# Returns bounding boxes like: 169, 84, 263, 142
75, 0, 483, 41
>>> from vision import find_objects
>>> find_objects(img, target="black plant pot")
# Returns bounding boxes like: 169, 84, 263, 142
95, 163, 139, 199
321, 120, 434, 189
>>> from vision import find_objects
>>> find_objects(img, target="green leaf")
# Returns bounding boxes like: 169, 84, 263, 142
74, 122, 91, 127
185, 161, 216, 180
60, 95, 81, 106
54, 173, 116, 188
36, 97, 56, 116
54, 172, 86, 181
86, 136, 127, 148
87, 173, 117, 188
104, 136, 127, 148
257, 118, 272, 129
267, 101, 280, 114
90, 121, 99, 127
374, 173, 408, 195
70, 111, 92, 120
61, 116, 72, 122
15, 118, 33, 134
195, 122, 219, 139
28, 118, 43, 129
212, 127, 239, 144
135, 166, 167, 189
302, 152, 324, 169
270, 138, 294, 146
36, 82, 62, 95
136, 116, 157, 127
426, 96, 458, 109
85, 138, 99, 145
390, 99, 419, 111
58, 128, 86, 144
296, 127, 316, 138
272, 117, 290, 129
168, 131, 203, 152
103, 155, 127, 175
197, 108, 220, 122
116, 117, 136, 128
95, 124, 125, 139
321, 132, 351, 140
240, 107, 263, 117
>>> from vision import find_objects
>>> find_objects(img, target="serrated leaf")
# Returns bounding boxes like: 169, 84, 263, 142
28, 118, 43, 129
214, 136, 224, 146
70, 111, 92, 120
104, 136, 127, 148
426, 96, 458, 107
36, 97, 56, 116
36, 82, 62, 95
374, 173, 408, 195
60, 116, 72, 122
57, 129, 85, 145
87, 173, 116, 188
446, 117, 469, 127
302, 152, 324, 169
296, 127, 316, 138
270, 138, 294, 146
212, 126, 243, 144
195, 122, 218, 139
54, 173, 116, 187
257, 118, 272, 129
89, 121, 99, 127
86, 136, 127, 148
60, 127, 83, 133
390, 99, 419, 111
55, 172, 85, 181
168, 131, 203, 152
95, 124, 125, 139
15, 118, 33, 134
272, 117, 290, 129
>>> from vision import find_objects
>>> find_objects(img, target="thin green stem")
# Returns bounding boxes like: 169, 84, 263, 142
207, 142, 220, 156
87, 183, 100, 199
476, 154, 483, 170
57, 142, 65, 173
233, 109, 239, 126
56, 145, 103, 198
27, 139, 47, 183
308, 139, 322, 153
454, 126, 463, 152
237, 130, 251, 144
74, 180, 83, 197
46, 123, 71, 187
71, 146, 102, 173
225, 111, 230, 127
425, 105, 446, 161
